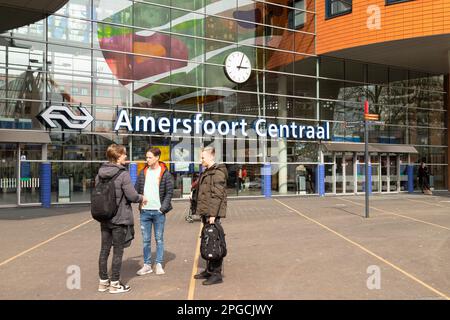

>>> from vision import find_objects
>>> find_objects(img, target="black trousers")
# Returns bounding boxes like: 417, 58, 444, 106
201, 216, 223, 278
99, 221, 127, 282
419, 176, 430, 191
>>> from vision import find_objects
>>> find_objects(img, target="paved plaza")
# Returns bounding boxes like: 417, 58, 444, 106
1, 193, 450, 300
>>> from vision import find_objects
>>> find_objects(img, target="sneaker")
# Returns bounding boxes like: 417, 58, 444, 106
194, 270, 210, 280
155, 263, 165, 275
98, 279, 110, 292
109, 281, 131, 294
136, 264, 153, 276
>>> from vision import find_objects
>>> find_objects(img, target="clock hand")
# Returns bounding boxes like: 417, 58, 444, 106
238, 52, 244, 69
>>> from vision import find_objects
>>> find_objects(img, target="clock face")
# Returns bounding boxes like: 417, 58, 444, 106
224, 51, 252, 84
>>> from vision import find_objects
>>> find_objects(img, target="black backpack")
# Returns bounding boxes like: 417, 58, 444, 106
200, 222, 227, 261
91, 168, 125, 222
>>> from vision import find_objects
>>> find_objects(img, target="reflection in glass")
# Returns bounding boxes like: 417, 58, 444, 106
48, 16, 91, 47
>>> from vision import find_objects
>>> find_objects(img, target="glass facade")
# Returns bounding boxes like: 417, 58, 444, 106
0, 0, 447, 205
319, 56, 447, 190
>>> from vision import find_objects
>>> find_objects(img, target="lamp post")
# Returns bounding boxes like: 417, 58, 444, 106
364, 100, 369, 219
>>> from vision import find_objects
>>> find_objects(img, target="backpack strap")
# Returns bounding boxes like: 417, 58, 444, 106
114, 168, 126, 206
214, 222, 226, 239
111, 168, 126, 181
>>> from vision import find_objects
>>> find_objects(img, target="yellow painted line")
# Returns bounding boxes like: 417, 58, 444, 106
187, 224, 203, 300
0, 219, 93, 268
274, 199, 449, 300
406, 198, 446, 208
340, 198, 450, 231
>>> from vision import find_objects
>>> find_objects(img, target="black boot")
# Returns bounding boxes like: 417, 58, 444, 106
194, 270, 210, 280
202, 275, 223, 285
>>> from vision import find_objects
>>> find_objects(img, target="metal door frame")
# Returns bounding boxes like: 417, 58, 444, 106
0, 143, 19, 208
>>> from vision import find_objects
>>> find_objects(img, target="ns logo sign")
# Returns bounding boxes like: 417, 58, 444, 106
37, 105, 93, 130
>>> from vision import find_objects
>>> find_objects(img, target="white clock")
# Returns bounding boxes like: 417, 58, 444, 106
224, 51, 252, 84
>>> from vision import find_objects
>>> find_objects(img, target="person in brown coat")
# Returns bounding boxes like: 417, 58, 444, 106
193, 145, 228, 285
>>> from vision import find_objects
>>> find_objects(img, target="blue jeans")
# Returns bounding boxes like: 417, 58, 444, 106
140, 209, 166, 265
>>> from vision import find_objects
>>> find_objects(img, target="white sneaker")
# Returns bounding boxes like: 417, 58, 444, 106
109, 281, 130, 294
136, 264, 153, 276
155, 263, 165, 275
98, 279, 110, 292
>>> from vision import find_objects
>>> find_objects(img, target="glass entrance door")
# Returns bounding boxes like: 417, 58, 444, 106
19, 144, 42, 204
329, 152, 401, 194
356, 154, 365, 193
0, 143, 17, 206
380, 155, 389, 192
380, 154, 400, 193
389, 154, 399, 192
344, 154, 354, 193
356, 154, 382, 194
371, 155, 380, 193
335, 154, 344, 194
399, 154, 408, 191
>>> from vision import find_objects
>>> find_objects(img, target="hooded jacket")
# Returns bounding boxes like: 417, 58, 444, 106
134, 161, 174, 214
195, 163, 228, 218
95, 163, 143, 225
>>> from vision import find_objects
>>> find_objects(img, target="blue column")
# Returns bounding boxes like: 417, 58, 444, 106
40, 162, 51, 208
368, 164, 372, 194
129, 162, 138, 186
261, 163, 271, 198
316, 164, 325, 196
407, 165, 414, 193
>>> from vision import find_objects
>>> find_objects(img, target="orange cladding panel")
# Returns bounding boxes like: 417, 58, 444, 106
315, 0, 450, 55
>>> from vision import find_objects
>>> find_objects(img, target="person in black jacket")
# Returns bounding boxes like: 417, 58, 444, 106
96, 144, 146, 294
134, 147, 174, 276
418, 159, 430, 193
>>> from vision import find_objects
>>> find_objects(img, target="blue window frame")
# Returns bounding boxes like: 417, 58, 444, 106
386, 0, 414, 5
326, 0, 352, 19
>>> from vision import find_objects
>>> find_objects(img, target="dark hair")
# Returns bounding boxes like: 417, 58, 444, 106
146, 147, 161, 158
106, 144, 126, 163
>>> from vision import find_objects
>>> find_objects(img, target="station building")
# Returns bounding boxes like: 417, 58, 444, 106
0, 0, 447, 207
